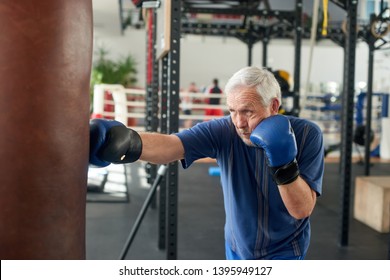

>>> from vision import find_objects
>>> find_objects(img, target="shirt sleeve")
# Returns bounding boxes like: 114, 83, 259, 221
175, 118, 229, 169
296, 120, 325, 196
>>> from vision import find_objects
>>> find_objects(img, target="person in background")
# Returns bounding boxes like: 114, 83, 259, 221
205, 78, 224, 119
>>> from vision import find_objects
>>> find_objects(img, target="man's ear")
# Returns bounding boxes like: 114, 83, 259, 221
271, 98, 280, 114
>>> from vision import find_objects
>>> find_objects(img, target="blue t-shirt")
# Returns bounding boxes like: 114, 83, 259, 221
175, 115, 324, 259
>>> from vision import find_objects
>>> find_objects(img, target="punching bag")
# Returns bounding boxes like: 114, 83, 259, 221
0, 0, 93, 259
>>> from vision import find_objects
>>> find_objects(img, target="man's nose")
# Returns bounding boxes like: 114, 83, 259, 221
236, 114, 247, 128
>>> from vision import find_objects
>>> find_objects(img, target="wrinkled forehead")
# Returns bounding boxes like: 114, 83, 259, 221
226, 86, 263, 107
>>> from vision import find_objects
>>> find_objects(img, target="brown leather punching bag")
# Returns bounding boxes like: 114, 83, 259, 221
0, 0, 93, 259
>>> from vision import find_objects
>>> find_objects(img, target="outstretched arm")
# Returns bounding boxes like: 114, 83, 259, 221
139, 132, 184, 164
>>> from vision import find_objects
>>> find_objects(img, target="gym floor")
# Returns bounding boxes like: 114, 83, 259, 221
86, 160, 390, 260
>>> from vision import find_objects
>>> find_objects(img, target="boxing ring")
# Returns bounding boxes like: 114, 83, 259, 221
90, 84, 229, 131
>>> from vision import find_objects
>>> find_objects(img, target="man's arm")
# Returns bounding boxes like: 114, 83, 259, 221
139, 133, 185, 164
277, 177, 317, 219
250, 114, 318, 220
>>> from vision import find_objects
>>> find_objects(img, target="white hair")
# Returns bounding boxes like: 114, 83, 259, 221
224, 66, 282, 107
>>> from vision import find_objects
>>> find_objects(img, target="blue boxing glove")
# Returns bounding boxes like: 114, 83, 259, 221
89, 119, 142, 167
250, 115, 299, 185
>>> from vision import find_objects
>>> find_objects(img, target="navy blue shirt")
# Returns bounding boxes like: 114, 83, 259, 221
175, 115, 324, 259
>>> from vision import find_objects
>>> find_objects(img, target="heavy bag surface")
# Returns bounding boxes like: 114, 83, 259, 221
0, 0, 93, 259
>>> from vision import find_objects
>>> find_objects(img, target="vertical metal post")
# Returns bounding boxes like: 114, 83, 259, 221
339, 0, 358, 247
158, 55, 169, 250
388, 204, 390, 259
262, 35, 268, 68
338, 44, 348, 174
145, 9, 159, 208
165, 0, 181, 260
151, 9, 160, 136
248, 42, 253, 66
388, 203, 390, 259
364, 14, 376, 176
118, 0, 125, 35
148, 8, 164, 248
292, 0, 302, 117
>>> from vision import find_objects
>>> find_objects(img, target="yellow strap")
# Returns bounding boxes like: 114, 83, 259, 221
322, 0, 328, 36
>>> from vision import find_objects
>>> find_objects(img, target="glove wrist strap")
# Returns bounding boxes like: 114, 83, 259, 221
271, 159, 300, 185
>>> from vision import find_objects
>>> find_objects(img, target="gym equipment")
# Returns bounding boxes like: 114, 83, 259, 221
87, 168, 109, 193
369, 5, 390, 39
324, 125, 376, 159
272, 69, 295, 115
353, 125, 374, 146
381, 117, 390, 159
353, 124, 377, 165
87, 165, 130, 203
0, 0, 92, 259
119, 164, 167, 260
273, 70, 291, 93
250, 115, 297, 167
89, 118, 143, 166
208, 166, 221, 176
250, 115, 299, 185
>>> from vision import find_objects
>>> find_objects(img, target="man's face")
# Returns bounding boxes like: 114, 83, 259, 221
226, 87, 278, 146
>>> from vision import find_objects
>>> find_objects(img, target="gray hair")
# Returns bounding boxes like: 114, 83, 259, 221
224, 66, 282, 107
